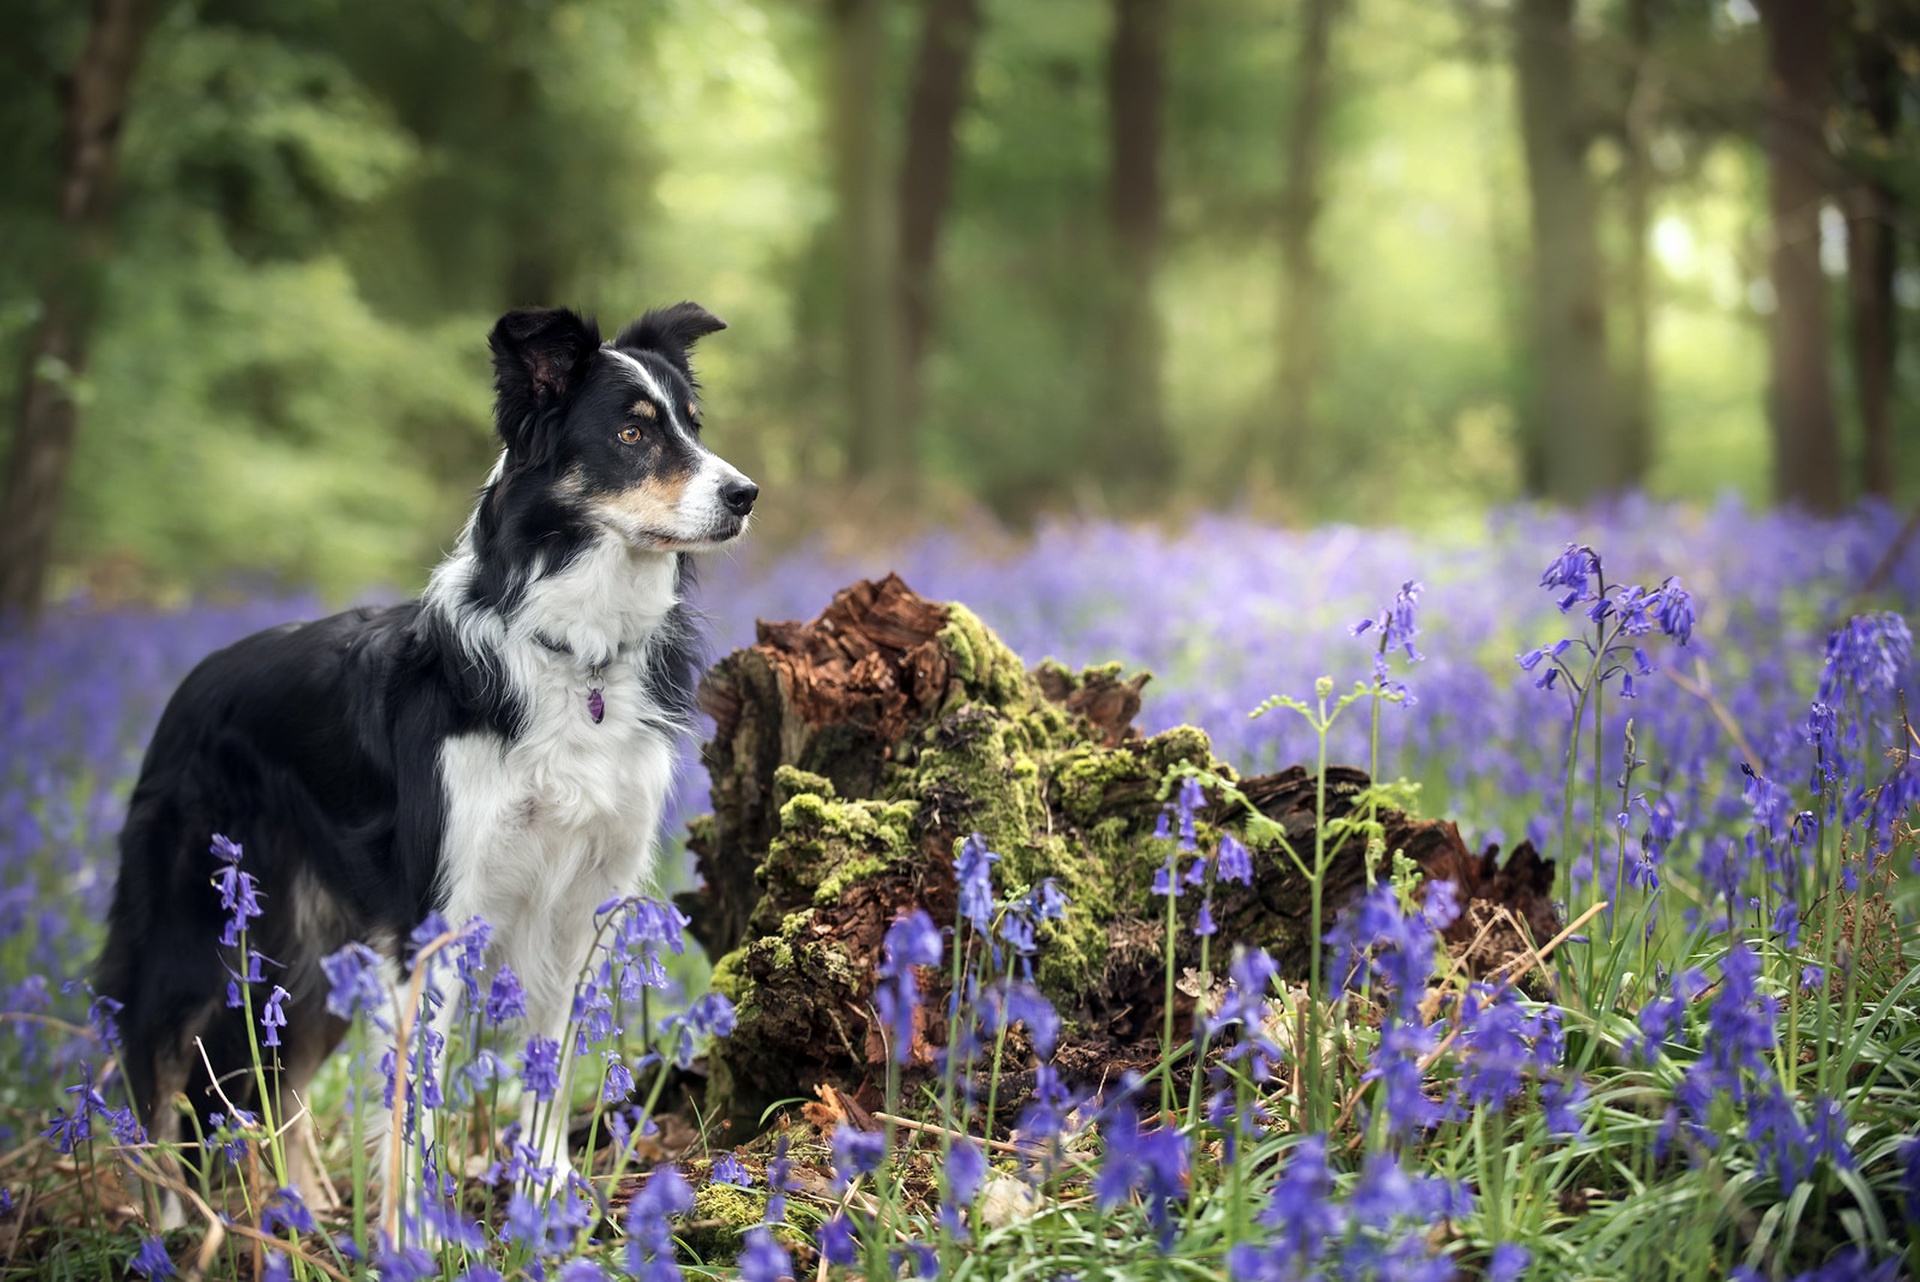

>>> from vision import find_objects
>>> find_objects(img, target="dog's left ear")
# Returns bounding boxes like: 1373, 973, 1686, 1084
489, 308, 603, 454
613, 302, 727, 380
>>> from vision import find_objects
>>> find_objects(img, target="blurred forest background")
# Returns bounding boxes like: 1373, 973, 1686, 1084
0, 0, 1917, 609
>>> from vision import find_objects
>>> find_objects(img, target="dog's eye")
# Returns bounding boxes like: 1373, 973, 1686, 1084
618, 426, 644, 445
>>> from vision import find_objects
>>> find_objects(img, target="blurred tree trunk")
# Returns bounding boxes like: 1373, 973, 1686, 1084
1098, 0, 1173, 503
1618, 0, 1658, 488
897, 0, 981, 427
1270, 0, 1343, 488
828, 0, 906, 483
1760, 0, 1842, 512
1512, 0, 1623, 505
0, 0, 152, 620
1843, 14, 1898, 499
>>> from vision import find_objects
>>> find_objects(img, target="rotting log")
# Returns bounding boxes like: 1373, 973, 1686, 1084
680, 575, 1557, 1129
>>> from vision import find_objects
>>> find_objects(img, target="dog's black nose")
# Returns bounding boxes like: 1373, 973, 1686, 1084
722, 478, 758, 516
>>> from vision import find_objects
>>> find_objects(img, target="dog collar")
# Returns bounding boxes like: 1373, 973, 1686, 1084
532, 633, 625, 725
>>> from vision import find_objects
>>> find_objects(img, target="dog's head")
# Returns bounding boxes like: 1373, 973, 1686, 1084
487, 304, 756, 550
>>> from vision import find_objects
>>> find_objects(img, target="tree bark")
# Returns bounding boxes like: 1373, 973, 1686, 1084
1512, 0, 1623, 505
1097, 0, 1173, 503
1618, 0, 1658, 489
827, 0, 905, 483
685, 576, 1560, 1127
896, 0, 981, 427
1844, 15, 1898, 498
1270, 0, 1343, 489
1760, 0, 1842, 512
0, 0, 153, 620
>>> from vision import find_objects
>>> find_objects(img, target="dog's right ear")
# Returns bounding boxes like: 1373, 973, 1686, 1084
488, 308, 602, 454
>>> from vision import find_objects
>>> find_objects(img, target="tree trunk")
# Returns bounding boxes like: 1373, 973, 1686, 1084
1512, 0, 1622, 505
1096, 0, 1173, 504
0, 0, 152, 621
1845, 17, 1898, 499
684, 575, 1561, 1128
1761, 0, 1842, 512
896, 0, 981, 427
1270, 0, 1343, 490
1618, 0, 1657, 488
827, 0, 905, 483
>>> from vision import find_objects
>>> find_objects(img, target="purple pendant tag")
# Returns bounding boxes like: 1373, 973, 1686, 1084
587, 687, 605, 724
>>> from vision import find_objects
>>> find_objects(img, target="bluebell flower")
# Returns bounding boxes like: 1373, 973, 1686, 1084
261, 1185, 315, 1235
765, 1135, 794, 1223
737, 1227, 791, 1282
88, 994, 124, 1049
1539, 1073, 1589, 1137
1454, 983, 1554, 1112
947, 1136, 987, 1206
373, 1241, 435, 1282
833, 1124, 886, 1185
1421, 878, 1461, 931
1242, 1134, 1341, 1273
1194, 898, 1216, 937
1899, 1135, 1920, 1223
559, 1262, 607, 1282
1326, 888, 1445, 1137
686, 990, 737, 1038
130, 1234, 176, 1278
955, 832, 1000, 931
521, 1034, 562, 1101
204, 1109, 257, 1163
43, 1097, 90, 1155
980, 979, 1060, 1058
712, 1152, 753, 1186
875, 909, 941, 1062
1030, 877, 1069, 921
1217, 832, 1253, 885
1207, 946, 1284, 1083
602, 1055, 635, 1102
485, 964, 527, 1025
893, 1244, 938, 1278
1093, 1103, 1188, 1250
320, 943, 386, 1022
1347, 1152, 1471, 1228
1487, 1242, 1531, 1282
817, 1214, 859, 1266
1150, 858, 1181, 899
261, 985, 290, 1048
1175, 775, 1205, 850
211, 840, 264, 948
624, 1166, 692, 1281
1654, 577, 1695, 644
1541, 544, 1599, 611
1818, 611, 1912, 707
451, 915, 492, 1001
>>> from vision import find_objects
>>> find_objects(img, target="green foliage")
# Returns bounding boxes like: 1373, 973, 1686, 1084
3, 0, 1914, 595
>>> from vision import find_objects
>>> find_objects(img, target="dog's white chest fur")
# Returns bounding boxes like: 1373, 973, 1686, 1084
429, 539, 684, 1010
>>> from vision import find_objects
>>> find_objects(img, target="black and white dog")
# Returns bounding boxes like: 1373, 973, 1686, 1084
96, 303, 752, 1208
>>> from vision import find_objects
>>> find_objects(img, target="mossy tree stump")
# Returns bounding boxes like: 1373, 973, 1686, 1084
681, 575, 1556, 1129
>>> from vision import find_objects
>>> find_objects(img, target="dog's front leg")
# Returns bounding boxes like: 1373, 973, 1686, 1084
513, 978, 581, 1197
363, 954, 461, 1244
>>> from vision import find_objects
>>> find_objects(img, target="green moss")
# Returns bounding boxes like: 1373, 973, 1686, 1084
708, 949, 748, 1003
759, 791, 919, 916
938, 603, 1034, 710
679, 1181, 766, 1264
1053, 742, 1146, 827
1143, 724, 1219, 777
814, 855, 891, 904
773, 764, 835, 804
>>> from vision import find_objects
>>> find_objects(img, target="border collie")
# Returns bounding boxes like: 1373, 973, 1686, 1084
96, 303, 753, 1212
